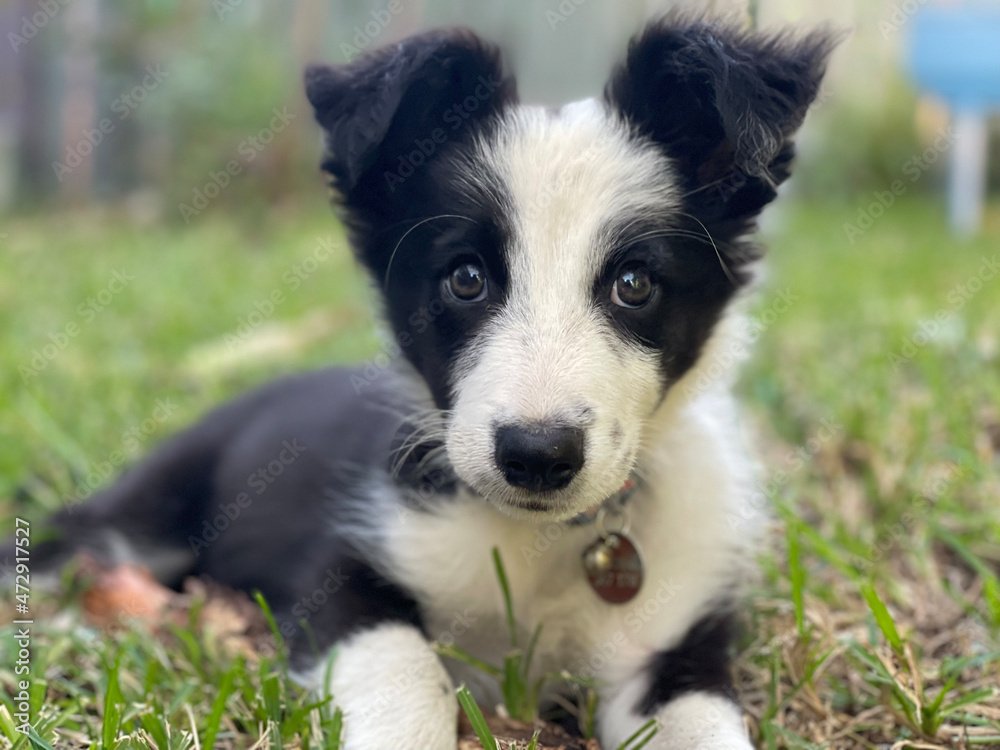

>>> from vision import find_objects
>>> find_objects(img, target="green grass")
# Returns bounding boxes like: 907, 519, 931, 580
1, 195, 999, 748
436, 549, 552, 726
0, 208, 375, 510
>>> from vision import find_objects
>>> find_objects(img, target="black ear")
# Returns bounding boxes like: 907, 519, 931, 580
606, 16, 839, 226
305, 28, 516, 204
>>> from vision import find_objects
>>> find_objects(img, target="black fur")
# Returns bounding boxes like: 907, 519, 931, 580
606, 15, 838, 277
593, 224, 739, 387
592, 17, 838, 385
306, 28, 516, 203
305, 29, 518, 408
9, 368, 435, 666
637, 611, 738, 715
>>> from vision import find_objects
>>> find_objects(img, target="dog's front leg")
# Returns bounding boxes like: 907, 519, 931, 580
326, 622, 458, 750
600, 680, 752, 750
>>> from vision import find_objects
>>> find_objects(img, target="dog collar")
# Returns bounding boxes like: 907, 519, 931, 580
566, 475, 638, 527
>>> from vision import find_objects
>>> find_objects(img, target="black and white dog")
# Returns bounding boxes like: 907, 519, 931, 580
18, 16, 836, 749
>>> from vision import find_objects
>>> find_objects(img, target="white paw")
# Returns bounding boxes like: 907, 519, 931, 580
602, 691, 753, 750
329, 623, 458, 750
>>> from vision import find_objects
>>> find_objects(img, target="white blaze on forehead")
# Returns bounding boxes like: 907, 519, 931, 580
473, 98, 681, 310
444, 99, 683, 516
455, 98, 681, 418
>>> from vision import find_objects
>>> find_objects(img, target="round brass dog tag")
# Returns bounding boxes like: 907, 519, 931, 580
582, 533, 643, 604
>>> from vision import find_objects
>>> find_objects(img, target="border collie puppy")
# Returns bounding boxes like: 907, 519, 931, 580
17, 16, 835, 750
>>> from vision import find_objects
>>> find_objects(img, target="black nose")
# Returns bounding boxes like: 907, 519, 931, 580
494, 424, 585, 493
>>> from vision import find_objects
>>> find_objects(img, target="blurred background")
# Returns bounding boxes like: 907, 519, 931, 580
2, 0, 999, 592
2, 1, 999, 747
1, 0, 999, 218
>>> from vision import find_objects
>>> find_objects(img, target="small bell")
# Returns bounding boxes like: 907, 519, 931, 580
584, 539, 615, 575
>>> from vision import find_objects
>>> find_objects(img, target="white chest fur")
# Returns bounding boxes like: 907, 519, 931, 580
371, 391, 761, 697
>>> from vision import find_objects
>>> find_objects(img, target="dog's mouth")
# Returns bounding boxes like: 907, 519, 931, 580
465, 474, 633, 524
443, 437, 641, 522
508, 498, 551, 513
456, 478, 591, 521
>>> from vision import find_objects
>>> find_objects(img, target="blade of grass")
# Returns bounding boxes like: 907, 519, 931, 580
139, 712, 170, 749
787, 520, 807, 636
0, 705, 18, 743
457, 685, 497, 750
924, 674, 959, 721
775, 506, 857, 577
860, 582, 903, 652
262, 674, 283, 748
628, 729, 659, 750
254, 591, 287, 667
503, 653, 527, 721
941, 688, 996, 717
434, 642, 503, 677
325, 706, 343, 750
168, 625, 205, 680
617, 718, 658, 750
935, 527, 1000, 625
524, 623, 543, 677
202, 657, 241, 750
102, 653, 125, 750
26, 727, 56, 750
492, 547, 518, 649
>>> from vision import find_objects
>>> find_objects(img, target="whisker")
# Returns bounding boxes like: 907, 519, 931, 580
624, 227, 726, 245
670, 212, 739, 288
413, 445, 450, 476
383, 215, 478, 292
386, 408, 452, 479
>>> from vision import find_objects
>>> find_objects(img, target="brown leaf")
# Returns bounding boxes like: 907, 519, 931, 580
79, 559, 172, 627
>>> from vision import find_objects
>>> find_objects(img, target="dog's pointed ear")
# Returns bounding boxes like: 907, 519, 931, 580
606, 17, 840, 223
305, 29, 516, 202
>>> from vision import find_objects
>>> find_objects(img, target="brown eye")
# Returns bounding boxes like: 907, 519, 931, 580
611, 264, 653, 308
448, 262, 487, 302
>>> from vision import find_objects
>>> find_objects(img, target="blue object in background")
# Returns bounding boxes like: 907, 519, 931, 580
909, 4, 1000, 111
907, 4, 1000, 235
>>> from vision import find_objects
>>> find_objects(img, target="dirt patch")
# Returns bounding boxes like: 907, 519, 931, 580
458, 714, 601, 750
